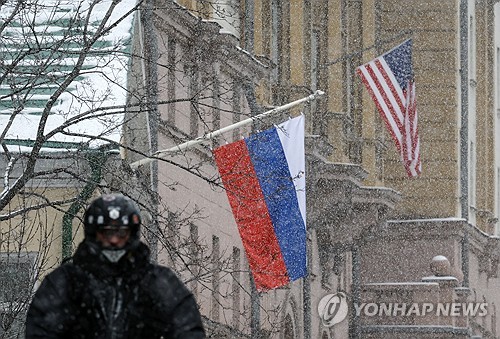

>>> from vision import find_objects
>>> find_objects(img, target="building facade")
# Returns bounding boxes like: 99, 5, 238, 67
122, 0, 500, 338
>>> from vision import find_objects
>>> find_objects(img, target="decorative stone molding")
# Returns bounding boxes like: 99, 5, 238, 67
304, 144, 401, 284
306, 151, 400, 244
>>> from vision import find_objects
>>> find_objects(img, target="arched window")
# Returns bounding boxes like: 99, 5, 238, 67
495, 3, 500, 235
283, 313, 294, 339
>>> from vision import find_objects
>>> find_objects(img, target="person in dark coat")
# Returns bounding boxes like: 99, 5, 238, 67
26, 193, 206, 339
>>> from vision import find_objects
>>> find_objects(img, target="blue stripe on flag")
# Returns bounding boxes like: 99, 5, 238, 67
245, 127, 307, 281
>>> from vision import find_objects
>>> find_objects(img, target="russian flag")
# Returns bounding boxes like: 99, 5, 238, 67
214, 115, 307, 291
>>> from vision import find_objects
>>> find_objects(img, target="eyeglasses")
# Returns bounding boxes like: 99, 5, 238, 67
97, 227, 131, 239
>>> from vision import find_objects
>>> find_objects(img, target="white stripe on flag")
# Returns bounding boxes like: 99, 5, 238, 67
358, 63, 403, 145
276, 115, 306, 228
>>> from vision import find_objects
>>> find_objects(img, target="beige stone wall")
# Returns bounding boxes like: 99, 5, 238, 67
373, 1, 461, 219
1, 186, 84, 277
474, 0, 497, 233
122, 1, 500, 338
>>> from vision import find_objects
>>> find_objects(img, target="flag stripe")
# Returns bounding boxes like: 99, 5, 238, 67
214, 140, 289, 290
246, 119, 307, 281
377, 59, 406, 115
357, 65, 403, 150
276, 116, 306, 226
361, 62, 404, 132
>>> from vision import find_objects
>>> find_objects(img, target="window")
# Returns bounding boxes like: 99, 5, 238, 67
310, 29, 321, 134
0, 252, 37, 338
270, 0, 279, 82
188, 65, 200, 138
497, 47, 500, 109
188, 224, 199, 296
470, 141, 477, 225
211, 236, 220, 321
211, 0, 240, 37
231, 247, 241, 329
165, 211, 179, 268
270, 0, 290, 103
167, 37, 177, 124
495, 3, 500, 234
283, 313, 295, 338
232, 81, 241, 141
468, 2, 477, 225
241, 0, 254, 52
497, 169, 500, 235
211, 65, 221, 148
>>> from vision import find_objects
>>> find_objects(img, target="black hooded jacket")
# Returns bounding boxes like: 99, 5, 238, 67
26, 241, 206, 339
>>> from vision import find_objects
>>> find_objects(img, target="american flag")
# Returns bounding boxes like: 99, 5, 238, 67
356, 39, 421, 177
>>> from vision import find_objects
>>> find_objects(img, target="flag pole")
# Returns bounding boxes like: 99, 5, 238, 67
129, 90, 325, 169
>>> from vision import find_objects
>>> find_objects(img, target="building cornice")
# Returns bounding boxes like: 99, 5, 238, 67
153, 2, 269, 81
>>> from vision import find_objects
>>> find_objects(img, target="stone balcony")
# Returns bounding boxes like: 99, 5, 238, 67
357, 218, 500, 338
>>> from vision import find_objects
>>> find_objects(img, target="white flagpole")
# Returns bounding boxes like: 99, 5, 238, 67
129, 90, 325, 169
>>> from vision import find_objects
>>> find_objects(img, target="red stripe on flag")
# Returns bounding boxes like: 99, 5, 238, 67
375, 63, 407, 145
375, 60, 406, 115
213, 140, 289, 290
357, 65, 403, 152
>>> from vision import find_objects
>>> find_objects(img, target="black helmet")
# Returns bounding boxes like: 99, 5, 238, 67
83, 193, 141, 241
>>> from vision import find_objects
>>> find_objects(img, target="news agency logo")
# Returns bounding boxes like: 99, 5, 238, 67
317, 292, 349, 327
318, 293, 489, 328
354, 302, 488, 318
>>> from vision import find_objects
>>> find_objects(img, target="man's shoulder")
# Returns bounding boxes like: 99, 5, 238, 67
144, 265, 190, 292
33, 262, 84, 299
147, 264, 181, 282
41, 261, 84, 283
141, 265, 194, 312
42, 261, 72, 277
